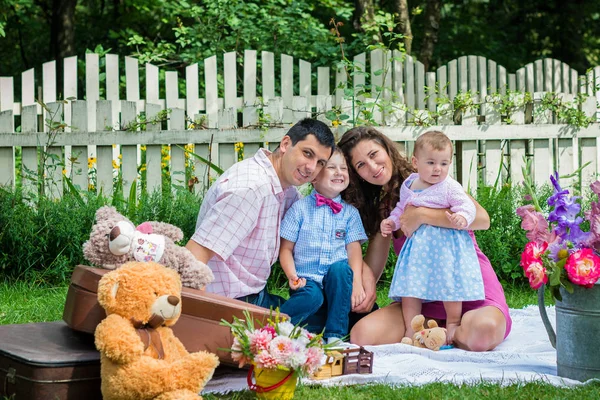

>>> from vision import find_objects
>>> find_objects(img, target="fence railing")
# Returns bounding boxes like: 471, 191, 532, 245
1, 50, 599, 199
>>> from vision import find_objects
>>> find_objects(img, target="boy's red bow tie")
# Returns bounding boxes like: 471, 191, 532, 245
315, 193, 342, 214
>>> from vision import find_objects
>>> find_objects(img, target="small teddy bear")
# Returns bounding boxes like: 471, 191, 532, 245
95, 261, 220, 400
83, 206, 213, 290
400, 314, 447, 351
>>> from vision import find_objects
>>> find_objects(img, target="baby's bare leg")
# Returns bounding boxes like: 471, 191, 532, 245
402, 297, 422, 339
444, 301, 462, 345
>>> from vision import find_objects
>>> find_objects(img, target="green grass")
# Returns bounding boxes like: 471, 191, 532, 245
0, 281, 67, 324
204, 381, 600, 399
2, 282, 597, 399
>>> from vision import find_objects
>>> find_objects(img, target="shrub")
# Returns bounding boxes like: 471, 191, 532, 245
0, 187, 202, 285
475, 182, 552, 286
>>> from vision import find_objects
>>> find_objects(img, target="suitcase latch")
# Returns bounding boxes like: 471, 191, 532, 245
6, 367, 15, 384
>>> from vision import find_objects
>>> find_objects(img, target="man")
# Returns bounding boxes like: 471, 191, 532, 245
186, 118, 335, 308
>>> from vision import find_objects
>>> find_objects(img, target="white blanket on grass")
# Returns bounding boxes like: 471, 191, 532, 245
203, 306, 590, 394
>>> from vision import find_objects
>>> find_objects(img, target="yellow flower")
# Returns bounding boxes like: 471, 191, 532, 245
62, 169, 67, 175
112, 160, 120, 169
163, 154, 171, 161
88, 184, 95, 190
88, 157, 97, 168
118, 154, 122, 159
161, 162, 167, 168
332, 120, 340, 127
140, 145, 147, 151
140, 166, 146, 172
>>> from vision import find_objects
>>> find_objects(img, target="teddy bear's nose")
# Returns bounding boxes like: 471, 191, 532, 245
167, 296, 179, 306
109, 226, 121, 241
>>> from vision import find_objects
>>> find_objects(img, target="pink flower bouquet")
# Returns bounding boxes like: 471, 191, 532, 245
220, 309, 325, 377
517, 170, 600, 301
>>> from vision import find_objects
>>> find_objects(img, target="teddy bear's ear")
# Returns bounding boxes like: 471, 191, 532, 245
94, 206, 117, 222
97, 270, 122, 312
110, 281, 119, 299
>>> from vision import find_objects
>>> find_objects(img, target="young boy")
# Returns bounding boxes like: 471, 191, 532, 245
279, 148, 367, 344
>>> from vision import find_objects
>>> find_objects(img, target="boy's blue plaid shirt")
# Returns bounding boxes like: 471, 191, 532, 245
280, 190, 367, 285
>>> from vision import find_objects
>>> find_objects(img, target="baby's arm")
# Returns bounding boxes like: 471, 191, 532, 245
445, 179, 477, 229
347, 241, 366, 309
279, 238, 306, 290
382, 200, 404, 237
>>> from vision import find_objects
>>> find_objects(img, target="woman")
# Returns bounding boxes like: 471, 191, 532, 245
338, 126, 512, 351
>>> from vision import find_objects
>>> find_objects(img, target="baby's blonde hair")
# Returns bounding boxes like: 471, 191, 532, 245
414, 130, 453, 157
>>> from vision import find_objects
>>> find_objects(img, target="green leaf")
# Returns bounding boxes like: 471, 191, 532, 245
325, 111, 338, 120
127, 178, 138, 215
373, 69, 384, 76
63, 176, 85, 207
178, 145, 224, 174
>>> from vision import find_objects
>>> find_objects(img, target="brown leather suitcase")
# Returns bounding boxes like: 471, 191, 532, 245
63, 265, 278, 366
0, 321, 101, 400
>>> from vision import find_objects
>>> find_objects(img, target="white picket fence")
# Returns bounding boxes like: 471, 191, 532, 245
0, 50, 600, 199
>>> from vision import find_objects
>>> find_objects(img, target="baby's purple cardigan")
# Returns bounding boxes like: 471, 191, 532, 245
389, 172, 476, 231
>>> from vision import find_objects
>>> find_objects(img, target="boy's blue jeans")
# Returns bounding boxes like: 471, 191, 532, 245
235, 288, 286, 310
280, 260, 353, 340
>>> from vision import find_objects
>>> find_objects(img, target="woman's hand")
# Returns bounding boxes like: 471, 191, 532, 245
398, 205, 423, 238
354, 262, 377, 313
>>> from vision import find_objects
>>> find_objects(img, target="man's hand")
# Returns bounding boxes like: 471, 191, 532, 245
353, 262, 376, 313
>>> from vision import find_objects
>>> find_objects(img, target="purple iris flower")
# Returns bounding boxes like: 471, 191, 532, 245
547, 172, 590, 246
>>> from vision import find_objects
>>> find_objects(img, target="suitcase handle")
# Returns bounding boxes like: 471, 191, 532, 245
3, 367, 15, 394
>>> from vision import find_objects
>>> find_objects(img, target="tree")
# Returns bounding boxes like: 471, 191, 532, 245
418, 0, 440, 71
393, 0, 412, 54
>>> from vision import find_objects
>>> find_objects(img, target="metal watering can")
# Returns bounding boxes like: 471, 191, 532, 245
538, 283, 600, 382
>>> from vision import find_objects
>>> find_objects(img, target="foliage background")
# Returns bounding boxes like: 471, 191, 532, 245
2, 1, 600, 97
0, 182, 561, 289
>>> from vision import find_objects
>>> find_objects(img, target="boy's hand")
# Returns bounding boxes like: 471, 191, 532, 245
351, 282, 366, 309
380, 218, 395, 237
446, 211, 468, 229
288, 275, 306, 290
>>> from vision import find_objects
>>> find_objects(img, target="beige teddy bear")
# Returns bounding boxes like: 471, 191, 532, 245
400, 314, 447, 351
95, 261, 219, 400
83, 206, 213, 290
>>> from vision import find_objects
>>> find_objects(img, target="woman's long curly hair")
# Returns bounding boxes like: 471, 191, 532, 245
338, 126, 414, 237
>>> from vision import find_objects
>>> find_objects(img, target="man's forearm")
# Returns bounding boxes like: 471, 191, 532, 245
185, 239, 216, 264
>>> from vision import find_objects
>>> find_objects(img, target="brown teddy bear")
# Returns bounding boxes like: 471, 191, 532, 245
95, 261, 219, 400
400, 314, 447, 351
83, 206, 213, 290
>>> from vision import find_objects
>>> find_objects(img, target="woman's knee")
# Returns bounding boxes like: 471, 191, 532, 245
459, 311, 506, 352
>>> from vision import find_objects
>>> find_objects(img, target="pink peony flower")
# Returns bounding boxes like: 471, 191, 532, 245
524, 261, 548, 289
269, 336, 293, 365
520, 241, 548, 271
261, 325, 276, 337
254, 351, 279, 369
565, 248, 600, 288
249, 329, 273, 354
305, 346, 324, 373
231, 337, 250, 368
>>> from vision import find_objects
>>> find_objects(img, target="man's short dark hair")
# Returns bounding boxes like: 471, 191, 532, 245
286, 118, 335, 149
